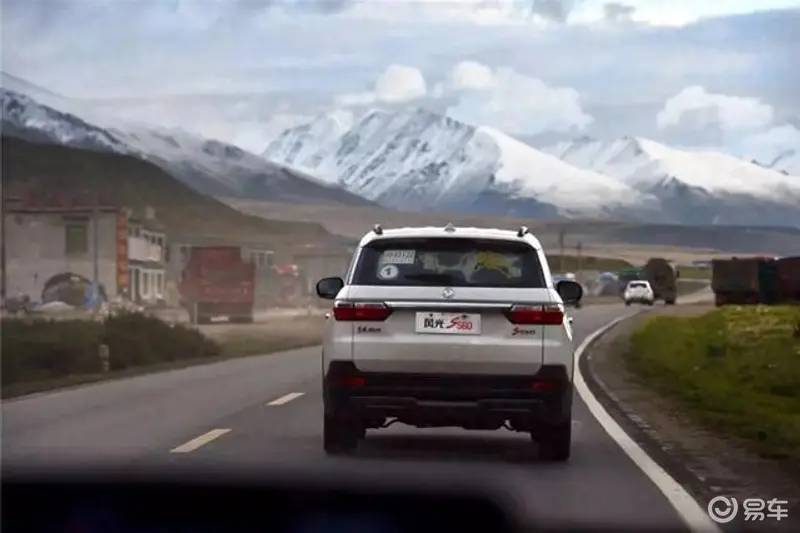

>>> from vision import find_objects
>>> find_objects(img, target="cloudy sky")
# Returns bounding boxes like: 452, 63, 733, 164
4, 0, 800, 161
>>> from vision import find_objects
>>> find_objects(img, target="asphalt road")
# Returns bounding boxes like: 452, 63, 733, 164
2, 298, 713, 530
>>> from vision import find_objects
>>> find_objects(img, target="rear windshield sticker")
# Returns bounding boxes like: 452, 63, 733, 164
380, 250, 416, 264
474, 251, 514, 278
377, 264, 400, 280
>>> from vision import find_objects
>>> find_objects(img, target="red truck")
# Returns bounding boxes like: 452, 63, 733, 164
179, 246, 255, 324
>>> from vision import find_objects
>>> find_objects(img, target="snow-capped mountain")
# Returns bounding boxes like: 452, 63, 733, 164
2, 89, 133, 154
1, 79, 372, 207
542, 136, 800, 226
755, 149, 799, 176
264, 108, 660, 220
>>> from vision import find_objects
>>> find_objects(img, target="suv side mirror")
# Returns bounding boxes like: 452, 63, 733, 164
556, 279, 583, 305
316, 277, 344, 300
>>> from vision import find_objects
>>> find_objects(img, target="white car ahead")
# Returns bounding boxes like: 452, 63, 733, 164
624, 280, 655, 306
315, 224, 584, 461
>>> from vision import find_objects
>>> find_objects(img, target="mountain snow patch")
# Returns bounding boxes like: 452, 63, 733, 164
263, 107, 654, 219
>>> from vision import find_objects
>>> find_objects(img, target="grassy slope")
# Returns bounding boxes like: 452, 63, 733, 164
227, 198, 800, 257
546, 255, 631, 272
1, 135, 332, 246
624, 306, 800, 464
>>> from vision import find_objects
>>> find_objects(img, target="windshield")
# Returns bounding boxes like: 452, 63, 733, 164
352, 238, 546, 288
3, 2, 796, 530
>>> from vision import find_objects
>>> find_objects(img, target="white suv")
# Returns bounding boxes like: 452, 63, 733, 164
315, 224, 584, 461
623, 280, 655, 306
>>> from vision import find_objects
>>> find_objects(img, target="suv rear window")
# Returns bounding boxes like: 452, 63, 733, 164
351, 237, 546, 288
628, 281, 648, 288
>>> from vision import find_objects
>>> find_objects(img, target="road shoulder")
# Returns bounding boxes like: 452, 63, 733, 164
3, 314, 326, 400
580, 305, 800, 532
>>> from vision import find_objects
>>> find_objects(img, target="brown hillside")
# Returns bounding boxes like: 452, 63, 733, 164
1, 135, 336, 247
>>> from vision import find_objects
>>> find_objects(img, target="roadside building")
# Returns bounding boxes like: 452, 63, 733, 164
2, 195, 167, 305
127, 207, 168, 303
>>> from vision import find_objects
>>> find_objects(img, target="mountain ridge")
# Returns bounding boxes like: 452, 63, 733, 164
263, 107, 661, 221
0, 79, 375, 209
264, 108, 800, 227
542, 135, 800, 226
1, 134, 337, 246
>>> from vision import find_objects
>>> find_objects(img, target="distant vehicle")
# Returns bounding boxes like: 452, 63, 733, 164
643, 257, 678, 305
623, 280, 654, 306
711, 256, 785, 306
775, 256, 800, 303
616, 267, 643, 295
315, 224, 583, 461
179, 246, 256, 324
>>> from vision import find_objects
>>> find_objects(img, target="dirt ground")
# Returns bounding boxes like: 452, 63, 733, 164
224, 198, 783, 262
584, 305, 800, 531
197, 313, 326, 340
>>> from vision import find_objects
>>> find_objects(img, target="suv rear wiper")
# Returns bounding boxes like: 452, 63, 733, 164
403, 272, 459, 284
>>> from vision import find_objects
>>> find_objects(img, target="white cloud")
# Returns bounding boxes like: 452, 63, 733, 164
736, 124, 800, 166
657, 86, 774, 134
335, 92, 378, 107
375, 65, 427, 103
448, 60, 496, 91
443, 61, 593, 135
656, 86, 800, 165
2, 1, 797, 155
335, 64, 427, 107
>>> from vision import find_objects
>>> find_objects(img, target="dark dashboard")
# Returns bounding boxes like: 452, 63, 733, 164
2, 461, 674, 533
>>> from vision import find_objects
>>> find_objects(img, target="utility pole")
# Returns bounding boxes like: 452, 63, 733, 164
1, 197, 6, 305
558, 228, 566, 273
92, 190, 100, 288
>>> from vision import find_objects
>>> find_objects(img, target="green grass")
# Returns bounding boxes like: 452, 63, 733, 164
1, 313, 325, 399
624, 305, 800, 464
547, 255, 632, 272
1, 334, 322, 400
677, 280, 709, 295
677, 266, 712, 279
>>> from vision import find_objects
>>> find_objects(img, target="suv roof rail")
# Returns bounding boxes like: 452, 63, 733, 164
372, 224, 383, 235
517, 226, 529, 237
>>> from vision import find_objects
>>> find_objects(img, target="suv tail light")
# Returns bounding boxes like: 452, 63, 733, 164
333, 301, 392, 321
505, 304, 564, 325
530, 379, 561, 392
330, 376, 366, 387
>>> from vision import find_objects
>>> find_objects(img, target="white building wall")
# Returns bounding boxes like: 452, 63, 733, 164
4, 211, 120, 300
128, 236, 163, 263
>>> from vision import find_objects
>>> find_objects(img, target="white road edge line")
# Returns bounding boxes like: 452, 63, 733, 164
170, 429, 231, 453
575, 314, 723, 533
267, 392, 305, 406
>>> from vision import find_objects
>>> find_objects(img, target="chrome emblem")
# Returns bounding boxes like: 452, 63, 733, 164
442, 287, 455, 299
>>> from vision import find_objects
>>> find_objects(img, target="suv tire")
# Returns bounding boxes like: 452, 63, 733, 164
536, 421, 571, 462
323, 412, 362, 455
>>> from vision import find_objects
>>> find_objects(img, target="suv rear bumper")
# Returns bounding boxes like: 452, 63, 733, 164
323, 362, 572, 431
